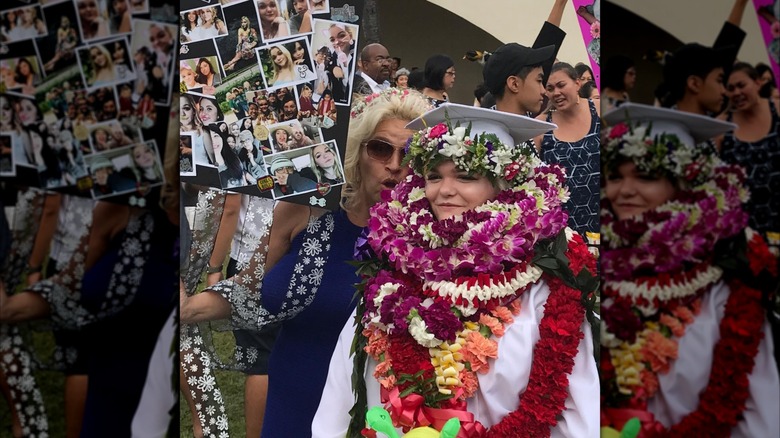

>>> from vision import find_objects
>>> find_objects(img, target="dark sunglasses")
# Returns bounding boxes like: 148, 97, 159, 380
363, 138, 405, 162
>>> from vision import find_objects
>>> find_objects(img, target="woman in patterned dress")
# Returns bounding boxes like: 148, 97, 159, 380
178, 88, 431, 437
535, 62, 600, 241
718, 62, 780, 260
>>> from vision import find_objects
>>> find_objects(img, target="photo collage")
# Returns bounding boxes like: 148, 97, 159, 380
0, 0, 170, 201
179, 0, 356, 203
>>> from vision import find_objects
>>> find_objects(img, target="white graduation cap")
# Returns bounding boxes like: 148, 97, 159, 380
602, 103, 736, 145
405, 103, 557, 147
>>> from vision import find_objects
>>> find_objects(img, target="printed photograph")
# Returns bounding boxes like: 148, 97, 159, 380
76, 38, 135, 89
36, 0, 81, 73
179, 133, 195, 176
215, 0, 260, 74
130, 19, 177, 105
1, 56, 42, 95
180, 5, 228, 44
267, 118, 322, 153
86, 140, 164, 199
0, 5, 48, 43
311, 18, 358, 106
74, 0, 132, 43
256, 0, 313, 44
263, 146, 320, 199
256, 36, 317, 89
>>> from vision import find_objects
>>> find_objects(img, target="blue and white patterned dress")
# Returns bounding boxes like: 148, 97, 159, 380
540, 99, 601, 237
721, 101, 780, 254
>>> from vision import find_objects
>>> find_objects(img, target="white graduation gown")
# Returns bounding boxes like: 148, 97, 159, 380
647, 281, 779, 437
311, 280, 600, 437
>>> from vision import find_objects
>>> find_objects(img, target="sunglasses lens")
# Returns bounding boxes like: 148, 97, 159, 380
365, 140, 398, 161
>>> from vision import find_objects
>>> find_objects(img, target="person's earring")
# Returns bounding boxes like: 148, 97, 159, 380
577, 95, 581, 104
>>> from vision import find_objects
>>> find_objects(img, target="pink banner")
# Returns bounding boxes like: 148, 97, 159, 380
572, 0, 600, 88
753, 0, 780, 89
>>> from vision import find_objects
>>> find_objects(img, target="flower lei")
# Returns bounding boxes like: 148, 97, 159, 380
603, 122, 721, 187
404, 116, 542, 187
600, 153, 749, 282
349, 169, 596, 437
350, 87, 418, 119
601, 136, 778, 435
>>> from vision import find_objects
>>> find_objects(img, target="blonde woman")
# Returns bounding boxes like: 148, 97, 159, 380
308, 142, 342, 184
223, 16, 258, 72
193, 7, 226, 41
77, 0, 109, 41
180, 94, 216, 166
269, 45, 295, 86
87, 44, 115, 87
290, 122, 313, 148
120, 142, 162, 184
257, 0, 289, 40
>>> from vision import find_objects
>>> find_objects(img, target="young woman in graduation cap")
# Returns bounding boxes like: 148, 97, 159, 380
600, 103, 779, 437
312, 103, 600, 437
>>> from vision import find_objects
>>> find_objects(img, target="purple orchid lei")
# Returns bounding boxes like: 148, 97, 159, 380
358, 160, 570, 335
368, 167, 569, 282
601, 161, 750, 282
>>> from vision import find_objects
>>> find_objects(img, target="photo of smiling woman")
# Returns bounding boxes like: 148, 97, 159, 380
12, 58, 40, 91
257, 0, 290, 42
311, 19, 358, 105
119, 141, 164, 184
75, 0, 110, 41
79, 42, 133, 88
263, 44, 295, 87
600, 103, 779, 437
308, 142, 343, 184
258, 37, 318, 89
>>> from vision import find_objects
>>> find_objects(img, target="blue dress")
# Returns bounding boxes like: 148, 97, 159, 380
720, 101, 780, 239
260, 209, 363, 437
77, 212, 177, 437
540, 99, 601, 235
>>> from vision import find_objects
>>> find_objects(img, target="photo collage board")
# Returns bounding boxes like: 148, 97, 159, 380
0, 0, 175, 204
179, 0, 362, 208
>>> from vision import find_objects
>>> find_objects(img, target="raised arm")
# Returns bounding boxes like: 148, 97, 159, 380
534, 0, 568, 86
726, 0, 750, 26
713, 0, 748, 62
547, 0, 568, 28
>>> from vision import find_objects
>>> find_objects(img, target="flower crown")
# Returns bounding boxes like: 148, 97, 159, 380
603, 122, 719, 187
404, 114, 540, 185
349, 87, 414, 119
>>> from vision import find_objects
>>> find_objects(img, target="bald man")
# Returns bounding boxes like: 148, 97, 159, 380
353, 43, 392, 96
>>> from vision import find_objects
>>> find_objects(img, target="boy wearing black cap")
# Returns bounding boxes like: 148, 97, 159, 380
657, 43, 733, 115
655, 0, 748, 115
482, 0, 567, 118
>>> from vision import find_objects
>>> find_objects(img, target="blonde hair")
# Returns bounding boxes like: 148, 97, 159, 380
89, 44, 114, 85
131, 142, 163, 181
270, 45, 294, 85
309, 143, 343, 182
340, 89, 431, 211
